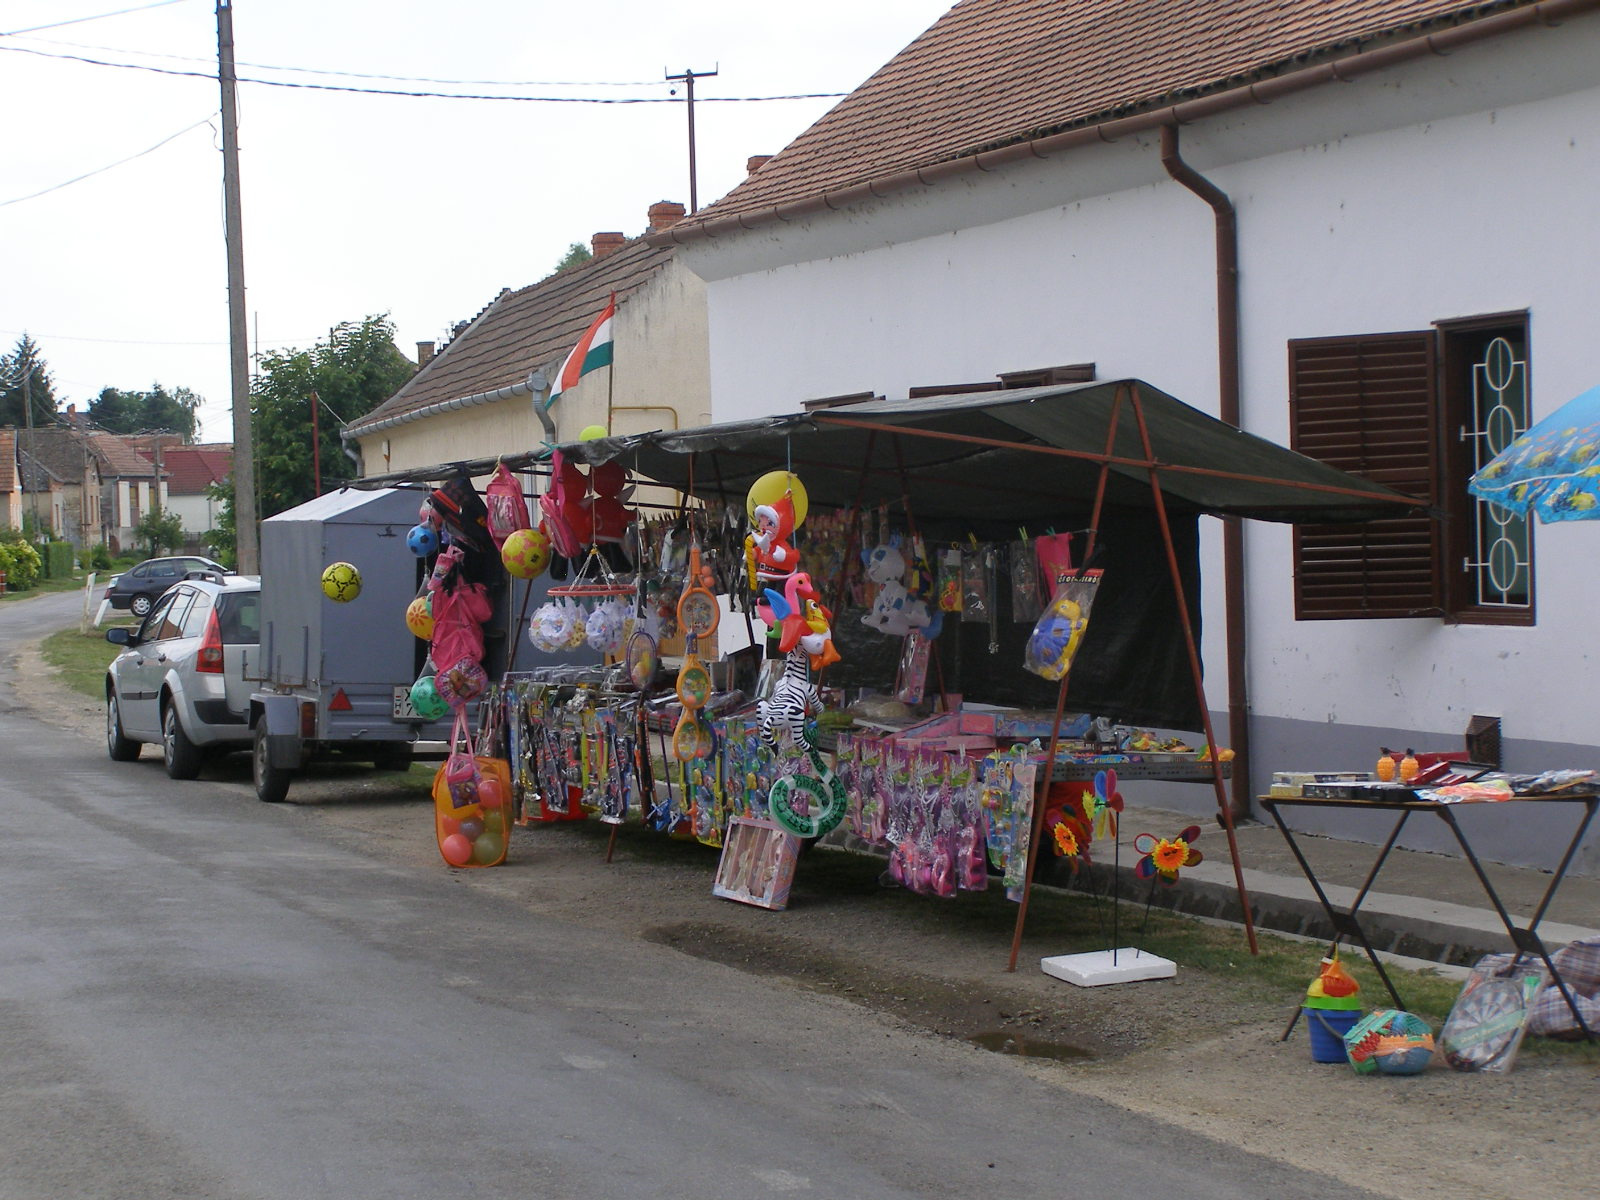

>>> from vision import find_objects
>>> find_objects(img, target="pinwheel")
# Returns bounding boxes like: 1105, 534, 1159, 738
1133, 825, 1203, 886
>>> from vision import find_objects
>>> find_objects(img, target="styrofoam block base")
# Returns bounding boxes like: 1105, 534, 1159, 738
1041, 948, 1176, 987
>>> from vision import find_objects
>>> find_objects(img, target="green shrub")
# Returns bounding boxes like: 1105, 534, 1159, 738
44, 541, 74, 579
88, 543, 113, 571
0, 536, 42, 590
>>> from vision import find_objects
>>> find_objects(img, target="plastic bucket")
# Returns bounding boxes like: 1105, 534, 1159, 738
1305, 1008, 1362, 1063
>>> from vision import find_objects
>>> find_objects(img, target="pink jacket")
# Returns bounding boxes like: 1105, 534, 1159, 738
429, 581, 492, 671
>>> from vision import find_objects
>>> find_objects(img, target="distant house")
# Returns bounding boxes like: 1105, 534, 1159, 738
346, 203, 708, 476
85, 431, 166, 553
154, 443, 232, 546
0, 428, 17, 530
26, 426, 105, 549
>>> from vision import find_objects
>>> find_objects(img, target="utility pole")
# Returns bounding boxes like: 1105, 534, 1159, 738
218, 0, 259, 574
21, 353, 38, 535
665, 66, 717, 213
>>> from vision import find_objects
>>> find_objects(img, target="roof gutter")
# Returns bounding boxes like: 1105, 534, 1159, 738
649, 0, 1600, 248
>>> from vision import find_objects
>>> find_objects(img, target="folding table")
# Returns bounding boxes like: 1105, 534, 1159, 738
1259, 789, 1599, 1040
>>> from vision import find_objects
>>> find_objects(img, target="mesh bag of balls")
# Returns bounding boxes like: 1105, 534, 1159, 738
432, 711, 510, 869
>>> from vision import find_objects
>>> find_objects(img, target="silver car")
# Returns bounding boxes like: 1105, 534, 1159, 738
105, 575, 261, 779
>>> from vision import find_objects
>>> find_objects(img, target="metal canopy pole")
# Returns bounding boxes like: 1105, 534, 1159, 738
1005, 386, 1121, 971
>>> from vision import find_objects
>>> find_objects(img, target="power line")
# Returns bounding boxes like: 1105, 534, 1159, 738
0, 112, 216, 207
0, 43, 847, 103
13, 34, 665, 87
0, 0, 187, 37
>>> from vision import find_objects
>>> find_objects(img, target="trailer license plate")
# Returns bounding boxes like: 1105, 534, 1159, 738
392, 687, 421, 720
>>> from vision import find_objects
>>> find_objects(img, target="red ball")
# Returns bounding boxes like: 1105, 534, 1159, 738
440, 833, 473, 867
477, 777, 504, 808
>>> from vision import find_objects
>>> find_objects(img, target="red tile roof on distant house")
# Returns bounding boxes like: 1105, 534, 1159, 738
657, 0, 1586, 243
160, 446, 233, 495
347, 234, 676, 436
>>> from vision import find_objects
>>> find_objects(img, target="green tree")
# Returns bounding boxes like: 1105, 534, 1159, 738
551, 241, 592, 274
132, 509, 185, 558
0, 334, 58, 428
203, 478, 236, 569
88, 383, 202, 441
248, 315, 414, 517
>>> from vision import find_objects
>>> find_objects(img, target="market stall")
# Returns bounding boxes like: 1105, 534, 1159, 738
528, 377, 1422, 956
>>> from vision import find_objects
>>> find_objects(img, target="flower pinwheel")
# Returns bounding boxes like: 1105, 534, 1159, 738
1133, 825, 1203, 886
1087, 769, 1124, 840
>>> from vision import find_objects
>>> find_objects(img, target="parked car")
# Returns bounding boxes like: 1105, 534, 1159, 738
105, 555, 231, 618
105, 574, 261, 779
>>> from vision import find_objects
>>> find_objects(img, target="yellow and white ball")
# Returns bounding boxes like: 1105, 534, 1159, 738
501, 526, 552, 580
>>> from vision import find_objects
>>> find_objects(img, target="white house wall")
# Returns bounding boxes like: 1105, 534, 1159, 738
370, 261, 710, 475
682, 22, 1600, 868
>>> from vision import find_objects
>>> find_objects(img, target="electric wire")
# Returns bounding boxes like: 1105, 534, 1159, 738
0, 43, 846, 103
0, 112, 217, 207
0, 0, 186, 37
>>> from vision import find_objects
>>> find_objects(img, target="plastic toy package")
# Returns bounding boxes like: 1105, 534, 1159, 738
1023, 568, 1103, 682
1438, 953, 1549, 1072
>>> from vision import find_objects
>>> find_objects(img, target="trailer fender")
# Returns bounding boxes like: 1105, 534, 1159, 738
253, 693, 306, 769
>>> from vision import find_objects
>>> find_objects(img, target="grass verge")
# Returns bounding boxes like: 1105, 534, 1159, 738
41, 624, 127, 701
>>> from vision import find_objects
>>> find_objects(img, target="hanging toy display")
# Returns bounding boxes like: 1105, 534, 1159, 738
759, 575, 847, 838
321, 560, 362, 603
744, 471, 808, 596
583, 597, 629, 657
405, 594, 434, 640
406, 523, 440, 557
672, 542, 719, 762
408, 673, 450, 721
500, 526, 551, 580
860, 538, 942, 638
528, 600, 578, 654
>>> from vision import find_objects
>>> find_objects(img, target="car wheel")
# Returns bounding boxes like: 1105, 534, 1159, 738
162, 700, 203, 780
130, 593, 154, 618
106, 691, 141, 762
253, 722, 293, 804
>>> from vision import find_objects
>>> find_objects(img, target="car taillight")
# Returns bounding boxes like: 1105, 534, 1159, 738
196, 609, 225, 674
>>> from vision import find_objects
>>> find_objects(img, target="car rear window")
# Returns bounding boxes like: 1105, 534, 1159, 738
217, 592, 261, 643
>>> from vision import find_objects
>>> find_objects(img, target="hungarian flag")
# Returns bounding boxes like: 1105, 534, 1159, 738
547, 293, 615, 409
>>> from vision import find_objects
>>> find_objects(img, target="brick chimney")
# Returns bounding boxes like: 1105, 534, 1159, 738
648, 201, 686, 232
416, 341, 435, 367
746, 155, 772, 175
591, 231, 626, 258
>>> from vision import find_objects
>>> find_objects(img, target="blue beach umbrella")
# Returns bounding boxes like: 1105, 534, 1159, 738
1469, 384, 1600, 521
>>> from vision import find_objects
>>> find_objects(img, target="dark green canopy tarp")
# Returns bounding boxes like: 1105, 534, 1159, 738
560, 378, 1422, 524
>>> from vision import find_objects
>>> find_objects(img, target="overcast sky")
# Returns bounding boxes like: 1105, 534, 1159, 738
1, 0, 953, 441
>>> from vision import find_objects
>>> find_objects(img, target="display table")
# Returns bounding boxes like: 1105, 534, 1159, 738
1259, 789, 1599, 1040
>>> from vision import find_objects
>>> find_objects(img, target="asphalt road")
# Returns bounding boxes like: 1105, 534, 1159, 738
0, 590, 1383, 1200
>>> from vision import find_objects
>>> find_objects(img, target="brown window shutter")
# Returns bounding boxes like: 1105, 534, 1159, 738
1289, 333, 1439, 619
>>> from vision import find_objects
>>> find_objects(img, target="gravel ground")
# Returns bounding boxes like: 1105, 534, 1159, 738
24, 636, 1600, 1200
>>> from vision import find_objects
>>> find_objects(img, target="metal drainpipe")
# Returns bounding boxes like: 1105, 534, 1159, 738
1159, 123, 1251, 823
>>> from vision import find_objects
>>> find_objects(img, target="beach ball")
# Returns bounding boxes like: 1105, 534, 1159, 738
440, 833, 473, 867
407, 523, 440, 557
745, 470, 809, 528
321, 561, 362, 602
408, 676, 449, 721
405, 595, 434, 640
501, 527, 551, 580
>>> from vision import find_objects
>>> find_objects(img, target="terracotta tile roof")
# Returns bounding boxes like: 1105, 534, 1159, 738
22, 426, 96, 482
161, 446, 233, 495
0, 428, 16, 492
86, 431, 162, 479
349, 235, 677, 434
676, 0, 1545, 231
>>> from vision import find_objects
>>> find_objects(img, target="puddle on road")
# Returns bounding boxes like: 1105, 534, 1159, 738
967, 1030, 1093, 1062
